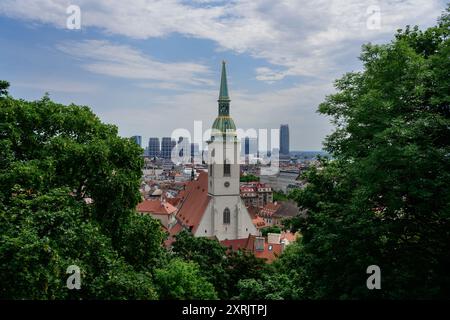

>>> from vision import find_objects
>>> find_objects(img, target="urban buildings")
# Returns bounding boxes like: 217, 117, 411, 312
173, 62, 257, 241
240, 182, 273, 208
161, 137, 175, 159
260, 169, 302, 193
148, 137, 160, 157
131, 135, 142, 147
280, 124, 290, 156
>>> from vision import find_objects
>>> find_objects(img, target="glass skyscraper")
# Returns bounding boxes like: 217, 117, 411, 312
131, 135, 142, 148
280, 124, 290, 156
148, 137, 160, 157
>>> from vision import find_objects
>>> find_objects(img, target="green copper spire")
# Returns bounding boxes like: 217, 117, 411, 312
219, 60, 230, 100
211, 61, 236, 137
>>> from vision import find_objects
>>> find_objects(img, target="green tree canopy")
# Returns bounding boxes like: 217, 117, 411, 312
285, 8, 450, 299
153, 258, 217, 300
0, 90, 165, 299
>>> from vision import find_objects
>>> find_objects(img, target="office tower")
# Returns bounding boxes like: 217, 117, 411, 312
148, 137, 160, 157
191, 142, 200, 163
161, 137, 172, 159
131, 135, 142, 147
280, 124, 290, 156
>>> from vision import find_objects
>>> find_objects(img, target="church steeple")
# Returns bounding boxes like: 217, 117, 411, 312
212, 61, 236, 136
217, 61, 230, 116
219, 60, 230, 102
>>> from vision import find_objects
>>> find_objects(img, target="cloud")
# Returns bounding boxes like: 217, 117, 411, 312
1, 0, 446, 149
56, 40, 213, 86
0, 0, 445, 83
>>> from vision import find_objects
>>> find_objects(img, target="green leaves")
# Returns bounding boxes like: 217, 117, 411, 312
280, 7, 450, 299
154, 258, 218, 300
0, 92, 161, 299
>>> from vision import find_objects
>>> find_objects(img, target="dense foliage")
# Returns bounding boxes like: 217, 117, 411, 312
284, 8, 450, 299
172, 230, 266, 299
0, 85, 166, 299
240, 174, 260, 182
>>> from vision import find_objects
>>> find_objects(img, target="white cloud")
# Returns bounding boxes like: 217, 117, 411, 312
1, 0, 445, 83
56, 40, 213, 86
1, 0, 446, 149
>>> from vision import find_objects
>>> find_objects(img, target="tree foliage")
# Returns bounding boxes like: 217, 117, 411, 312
172, 230, 266, 299
154, 258, 218, 300
285, 8, 450, 299
0, 92, 165, 299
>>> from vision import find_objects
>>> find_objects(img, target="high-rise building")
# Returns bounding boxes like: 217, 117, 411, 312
161, 137, 175, 159
279, 124, 290, 156
131, 135, 142, 147
242, 136, 258, 157
191, 143, 200, 162
148, 137, 160, 157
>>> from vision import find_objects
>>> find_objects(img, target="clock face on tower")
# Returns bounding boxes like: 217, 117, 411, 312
224, 181, 230, 187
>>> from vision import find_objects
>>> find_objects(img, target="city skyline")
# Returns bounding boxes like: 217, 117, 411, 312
1, 1, 447, 150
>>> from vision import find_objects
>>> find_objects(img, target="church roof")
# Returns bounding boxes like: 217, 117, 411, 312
176, 171, 211, 233
211, 116, 236, 134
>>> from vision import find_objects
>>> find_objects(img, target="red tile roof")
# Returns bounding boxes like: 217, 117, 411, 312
176, 172, 211, 233
252, 215, 266, 229
136, 199, 177, 215
165, 197, 182, 207
281, 231, 298, 242
220, 234, 283, 263
221, 238, 249, 251
164, 222, 185, 247
259, 202, 281, 217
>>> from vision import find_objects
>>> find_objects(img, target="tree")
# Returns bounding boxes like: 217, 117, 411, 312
285, 7, 450, 299
236, 243, 304, 300
240, 174, 260, 182
172, 230, 266, 299
0, 80, 9, 97
117, 214, 167, 272
0, 89, 164, 299
273, 190, 288, 202
260, 225, 282, 237
153, 258, 217, 300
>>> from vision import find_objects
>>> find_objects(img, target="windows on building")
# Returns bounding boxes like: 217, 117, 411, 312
224, 160, 231, 176
223, 207, 230, 224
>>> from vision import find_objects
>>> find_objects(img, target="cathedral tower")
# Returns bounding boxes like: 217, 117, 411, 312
202, 61, 256, 240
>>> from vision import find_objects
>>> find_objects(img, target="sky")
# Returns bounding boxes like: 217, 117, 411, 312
0, 0, 447, 151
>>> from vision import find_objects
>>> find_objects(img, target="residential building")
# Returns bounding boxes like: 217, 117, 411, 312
136, 199, 177, 229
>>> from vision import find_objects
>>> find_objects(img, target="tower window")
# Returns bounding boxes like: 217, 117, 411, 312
224, 160, 231, 177
223, 208, 230, 224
